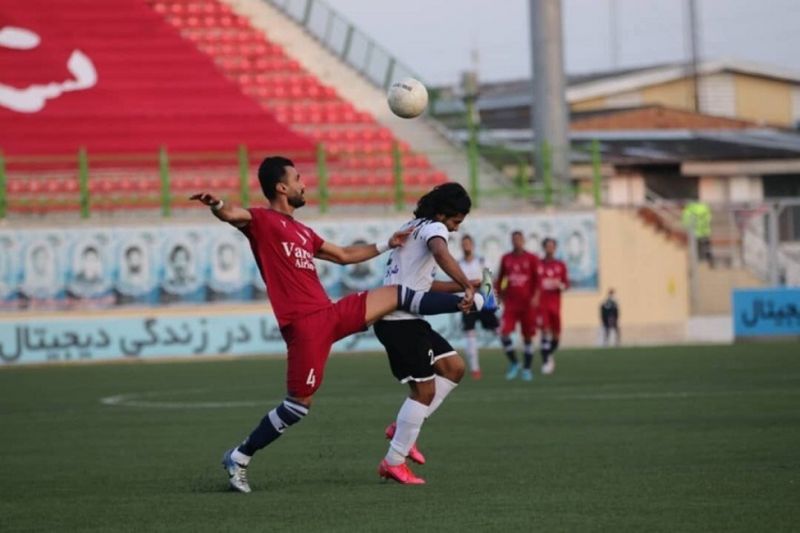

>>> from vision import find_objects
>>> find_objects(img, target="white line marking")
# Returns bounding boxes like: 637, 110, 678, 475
100, 387, 800, 410
100, 390, 262, 409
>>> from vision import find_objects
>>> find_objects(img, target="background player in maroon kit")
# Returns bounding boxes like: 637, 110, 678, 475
538, 237, 569, 375
191, 156, 487, 493
496, 230, 540, 381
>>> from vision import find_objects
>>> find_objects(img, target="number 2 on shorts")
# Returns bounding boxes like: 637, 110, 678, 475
306, 368, 316, 387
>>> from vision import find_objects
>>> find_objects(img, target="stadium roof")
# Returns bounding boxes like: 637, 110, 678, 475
470, 128, 800, 165
435, 59, 800, 114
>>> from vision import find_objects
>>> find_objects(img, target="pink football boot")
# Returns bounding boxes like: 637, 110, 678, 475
378, 460, 426, 485
385, 422, 426, 465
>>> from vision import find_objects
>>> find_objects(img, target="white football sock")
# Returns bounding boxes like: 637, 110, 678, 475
385, 398, 428, 466
465, 332, 479, 372
426, 375, 458, 418
231, 448, 251, 466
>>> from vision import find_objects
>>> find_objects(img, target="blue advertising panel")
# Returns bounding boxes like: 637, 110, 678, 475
732, 287, 800, 337
0, 310, 483, 365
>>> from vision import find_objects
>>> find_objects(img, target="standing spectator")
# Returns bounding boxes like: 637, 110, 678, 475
538, 238, 569, 375
458, 234, 499, 380
497, 231, 540, 381
682, 201, 712, 265
600, 288, 620, 347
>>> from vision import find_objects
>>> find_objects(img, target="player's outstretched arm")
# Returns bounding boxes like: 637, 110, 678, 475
427, 237, 474, 308
315, 228, 411, 265
190, 192, 252, 228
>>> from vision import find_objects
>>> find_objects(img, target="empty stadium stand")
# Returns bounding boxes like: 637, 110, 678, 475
0, 0, 452, 215
148, 0, 447, 190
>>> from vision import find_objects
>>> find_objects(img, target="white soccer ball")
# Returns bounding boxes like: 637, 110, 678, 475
387, 78, 428, 119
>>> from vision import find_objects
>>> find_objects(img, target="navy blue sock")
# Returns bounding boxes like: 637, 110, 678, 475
551, 339, 560, 354
541, 338, 552, 364
397, 285, 470, 316
523, 342, 533, 369
501, 336, 518, 364
238, 398, 308, 457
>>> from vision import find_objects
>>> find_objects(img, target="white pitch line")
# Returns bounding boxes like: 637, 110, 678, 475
554, 389, 800, 401
100, 390, 262, 409
100, 387, 800, 410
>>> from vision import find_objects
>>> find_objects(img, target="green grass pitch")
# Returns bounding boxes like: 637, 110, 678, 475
1, 343, 798, 532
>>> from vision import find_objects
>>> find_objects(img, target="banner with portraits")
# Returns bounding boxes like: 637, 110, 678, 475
0, 212, 598, 311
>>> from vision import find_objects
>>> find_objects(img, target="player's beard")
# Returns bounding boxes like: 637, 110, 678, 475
288, 191, 306, 208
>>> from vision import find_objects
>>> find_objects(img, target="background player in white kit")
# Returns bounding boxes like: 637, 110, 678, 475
373, 183, 495, 484
457, 234, 499, 380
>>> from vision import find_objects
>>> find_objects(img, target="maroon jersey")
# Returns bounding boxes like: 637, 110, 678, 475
497, 251, 540, 307
538, 258, 569, 308
241, 208, 329, 327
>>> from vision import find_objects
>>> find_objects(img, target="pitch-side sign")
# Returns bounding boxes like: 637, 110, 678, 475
732, 287, 800, 338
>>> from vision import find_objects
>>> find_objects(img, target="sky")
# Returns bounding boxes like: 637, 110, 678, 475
324, 0, 800, 85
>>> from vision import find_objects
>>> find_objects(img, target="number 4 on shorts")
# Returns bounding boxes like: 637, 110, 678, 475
306, 368, 316, 387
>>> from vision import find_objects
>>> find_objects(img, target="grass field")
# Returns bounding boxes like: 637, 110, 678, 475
1, 343, 799, 532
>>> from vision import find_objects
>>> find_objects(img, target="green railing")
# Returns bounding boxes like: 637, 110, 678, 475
267, 0, 421, 90
0, 140, 605, 219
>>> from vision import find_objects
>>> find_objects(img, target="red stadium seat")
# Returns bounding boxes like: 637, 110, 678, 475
146, 0, 452, 208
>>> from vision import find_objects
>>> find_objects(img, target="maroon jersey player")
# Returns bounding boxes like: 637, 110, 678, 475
538, 237, 569, 375
496, 230, 540, 381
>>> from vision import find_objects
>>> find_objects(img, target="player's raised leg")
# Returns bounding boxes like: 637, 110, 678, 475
363, 283, 493, 326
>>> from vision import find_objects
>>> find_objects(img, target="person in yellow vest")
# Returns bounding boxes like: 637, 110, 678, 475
682, 201, 712, 265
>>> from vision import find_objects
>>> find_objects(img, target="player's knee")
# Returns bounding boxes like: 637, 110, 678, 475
435, 354, 465, 383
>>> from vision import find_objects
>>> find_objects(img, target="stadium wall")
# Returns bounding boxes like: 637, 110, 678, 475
561, 208, 689, 345
0, 208, 693, 365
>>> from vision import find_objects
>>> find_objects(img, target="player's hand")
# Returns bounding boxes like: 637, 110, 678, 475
459, 285, 475, 313
190, 192, 221, 207
388, 228, 413, 249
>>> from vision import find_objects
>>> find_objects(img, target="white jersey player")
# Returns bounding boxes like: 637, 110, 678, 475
457, 234, 499, 380
373, 183, 496, 485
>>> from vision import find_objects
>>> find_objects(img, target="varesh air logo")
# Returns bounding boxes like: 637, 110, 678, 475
281, 241, 316, 271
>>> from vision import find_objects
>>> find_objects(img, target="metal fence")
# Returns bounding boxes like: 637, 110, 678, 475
0, 139, 607, 219
640, 192, 800, 294
266, 0, 420, 90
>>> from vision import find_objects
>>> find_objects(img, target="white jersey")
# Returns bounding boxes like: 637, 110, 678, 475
383, 218, 449, 321
457, 255, 484, 282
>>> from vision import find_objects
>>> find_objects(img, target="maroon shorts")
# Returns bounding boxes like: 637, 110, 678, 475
500, 303, 537, 338
539, 305, 562, 335
281, 291, 368, 397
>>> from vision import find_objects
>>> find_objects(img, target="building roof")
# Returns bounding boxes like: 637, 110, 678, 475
471, 128, 800, 165
435, 60, 800, 114
571, 105, 755, 131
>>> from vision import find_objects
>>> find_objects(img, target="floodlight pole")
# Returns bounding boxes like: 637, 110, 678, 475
686, 0, 702, 112
529, 0, 570, 204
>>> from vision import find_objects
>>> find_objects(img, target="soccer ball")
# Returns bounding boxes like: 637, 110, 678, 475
387, 78, 428, 119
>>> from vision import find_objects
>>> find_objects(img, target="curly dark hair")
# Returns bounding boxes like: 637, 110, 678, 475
413, 182, 471, 220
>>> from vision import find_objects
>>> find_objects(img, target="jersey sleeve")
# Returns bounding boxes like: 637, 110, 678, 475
420, 221, 449, 244
308, 226, 324, 254
239, 207, 266, 237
